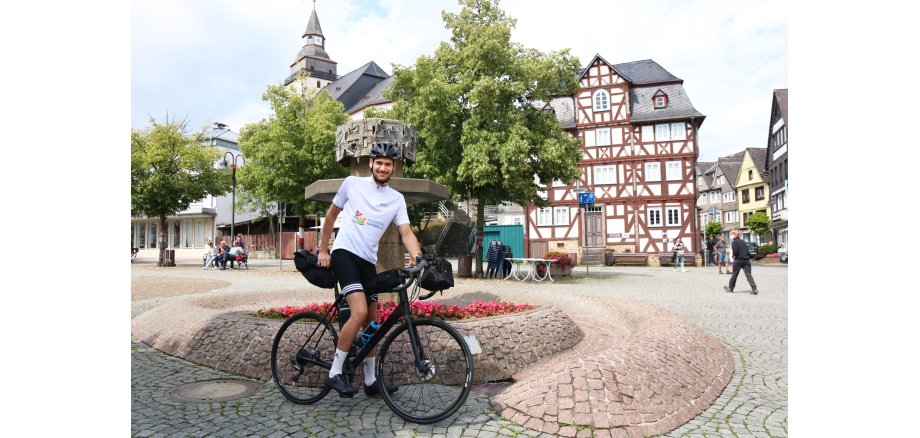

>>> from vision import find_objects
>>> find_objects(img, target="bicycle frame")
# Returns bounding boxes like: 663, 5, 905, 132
297, 268, 429, 377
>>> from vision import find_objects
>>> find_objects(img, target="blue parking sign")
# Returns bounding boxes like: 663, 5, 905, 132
578, 192, 595, 205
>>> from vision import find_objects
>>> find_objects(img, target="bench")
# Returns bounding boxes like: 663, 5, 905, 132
659, 253, 697, 266
609, 253, 649, 266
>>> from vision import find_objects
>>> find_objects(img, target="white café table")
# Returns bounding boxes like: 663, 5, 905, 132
503, 258, 554, 282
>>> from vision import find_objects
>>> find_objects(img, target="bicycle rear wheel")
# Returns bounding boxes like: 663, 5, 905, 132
377, 318, 474, 424
271, 311, 338, 404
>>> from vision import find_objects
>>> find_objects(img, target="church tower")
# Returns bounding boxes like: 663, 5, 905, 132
284, 1, 338, 92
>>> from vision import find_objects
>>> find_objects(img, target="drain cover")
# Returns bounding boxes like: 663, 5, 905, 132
166, 379, 262, 403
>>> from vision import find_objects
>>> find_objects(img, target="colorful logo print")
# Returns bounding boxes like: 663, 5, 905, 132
353, 210, 367, 225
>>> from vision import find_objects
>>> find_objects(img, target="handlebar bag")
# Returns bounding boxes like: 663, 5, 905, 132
419, 257, 454, 292
293, 250, 338, 289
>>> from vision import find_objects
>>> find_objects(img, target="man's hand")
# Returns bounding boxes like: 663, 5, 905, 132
318, 250, 331, 268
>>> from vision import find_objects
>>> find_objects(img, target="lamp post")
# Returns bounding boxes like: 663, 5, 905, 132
222, 151, 245, 242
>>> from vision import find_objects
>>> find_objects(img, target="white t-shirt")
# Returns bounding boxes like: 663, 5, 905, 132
331, 176, 410, 264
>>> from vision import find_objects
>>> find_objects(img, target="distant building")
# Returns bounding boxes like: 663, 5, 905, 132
765, 89, 788, 248
735, 147, 770, 242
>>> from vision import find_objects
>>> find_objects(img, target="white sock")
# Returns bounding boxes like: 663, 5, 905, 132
329, 349, 348, 378
364, 356, 377, 385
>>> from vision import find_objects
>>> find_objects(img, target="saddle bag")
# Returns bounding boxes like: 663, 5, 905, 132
293, 250, 338, 289
419, 257, 454, 292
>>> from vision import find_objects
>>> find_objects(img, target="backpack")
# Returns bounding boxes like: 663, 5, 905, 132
293, 250, 338, 289
419, 257, 454, 292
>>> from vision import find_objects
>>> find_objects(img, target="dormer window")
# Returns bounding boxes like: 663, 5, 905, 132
653, 89, 668, 109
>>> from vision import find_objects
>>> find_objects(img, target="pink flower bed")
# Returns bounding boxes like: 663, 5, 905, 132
255, 300, 535, 322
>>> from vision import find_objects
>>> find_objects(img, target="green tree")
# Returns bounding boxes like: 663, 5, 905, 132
705, 221, 723, 238
385, 0, 583, 276
237, 81, 349, 230
131, 117, 230, 266
746, 212, 771, 239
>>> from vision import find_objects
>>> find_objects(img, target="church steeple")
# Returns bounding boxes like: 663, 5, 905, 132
285, 0, 338, 89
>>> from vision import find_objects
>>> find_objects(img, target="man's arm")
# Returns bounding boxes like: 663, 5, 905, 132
397, 223, 423, 267
317, 203, 342, 268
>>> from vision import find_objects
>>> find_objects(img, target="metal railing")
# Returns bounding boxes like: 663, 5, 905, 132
433, 208, 455, 255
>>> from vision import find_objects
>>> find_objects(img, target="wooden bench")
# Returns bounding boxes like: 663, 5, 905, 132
659, 253, 697, 266
609, 253, 649, 266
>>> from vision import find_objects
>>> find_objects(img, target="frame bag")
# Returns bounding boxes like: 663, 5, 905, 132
293, 250, 338, 289
419, 257, 454, 292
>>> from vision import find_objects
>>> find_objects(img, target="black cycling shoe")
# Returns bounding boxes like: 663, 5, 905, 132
325, 374, 358, 397
363, 380, 399, 397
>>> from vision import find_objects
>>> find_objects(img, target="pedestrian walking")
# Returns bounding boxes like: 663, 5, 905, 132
724, 229, 758, 295
673, 238, 687, 272
715, 235, 728, 274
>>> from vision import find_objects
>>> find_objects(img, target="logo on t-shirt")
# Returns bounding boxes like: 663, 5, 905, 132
353, 210, 367, 225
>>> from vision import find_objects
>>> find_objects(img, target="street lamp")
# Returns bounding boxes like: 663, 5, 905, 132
221, 151, 245, 242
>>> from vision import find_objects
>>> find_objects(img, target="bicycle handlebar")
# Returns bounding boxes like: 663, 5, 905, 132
388, 258, 438, 299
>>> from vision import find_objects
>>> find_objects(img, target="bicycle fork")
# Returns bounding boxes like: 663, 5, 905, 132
403, 316, 436, 381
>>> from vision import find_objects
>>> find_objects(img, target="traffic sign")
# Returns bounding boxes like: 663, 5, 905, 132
578, 192, 595, 206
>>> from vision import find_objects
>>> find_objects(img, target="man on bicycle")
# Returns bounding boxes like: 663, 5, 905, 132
317, 142, 423, 397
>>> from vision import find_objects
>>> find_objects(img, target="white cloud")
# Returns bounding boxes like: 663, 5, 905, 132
132, 0, 787, 161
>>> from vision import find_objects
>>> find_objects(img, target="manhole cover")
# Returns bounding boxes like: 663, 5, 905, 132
166, 379, 262, 403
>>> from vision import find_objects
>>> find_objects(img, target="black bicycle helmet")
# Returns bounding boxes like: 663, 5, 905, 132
369, 142, 400, 160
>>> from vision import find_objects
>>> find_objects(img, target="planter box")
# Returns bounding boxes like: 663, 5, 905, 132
550, 262, 572, 277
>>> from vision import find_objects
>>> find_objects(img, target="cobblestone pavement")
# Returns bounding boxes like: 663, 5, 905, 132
131, 259, 787, 437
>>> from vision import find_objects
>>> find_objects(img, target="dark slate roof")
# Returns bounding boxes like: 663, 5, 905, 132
696, 161, 716, 188
303, 9, 324, 37
547, 96, 576, 129
629, 83, 705, 123
283, 66, 338, 86
322, 61, 390, 112
202, 123, 239, 150
746, 147, 768, 173
719, 161, 742, 188
295, 45, 332, 61
612, 59, 681, 85
774, 89, 788, 123
346, 75, 394, 114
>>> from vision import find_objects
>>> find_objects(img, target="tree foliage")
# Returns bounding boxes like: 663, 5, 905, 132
237, 82, 349, 228
131, 117, 230, 265
746, 212, 771, 237
705, 221, 723, 238
384, 0, 583, 275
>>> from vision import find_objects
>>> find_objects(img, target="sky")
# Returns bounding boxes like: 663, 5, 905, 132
132, 0, 787, 163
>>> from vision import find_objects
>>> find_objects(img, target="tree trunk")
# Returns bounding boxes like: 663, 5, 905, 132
474, 199, 485, 278
157, 214, 168, 267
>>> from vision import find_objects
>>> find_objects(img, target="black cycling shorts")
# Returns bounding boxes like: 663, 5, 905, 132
330, 248, 378, 303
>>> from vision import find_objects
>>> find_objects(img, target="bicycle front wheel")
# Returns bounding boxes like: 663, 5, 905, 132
377, 318, 474, 424
271, 311, 338, 404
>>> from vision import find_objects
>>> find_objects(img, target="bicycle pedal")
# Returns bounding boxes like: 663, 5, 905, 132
338, 392, 355, 398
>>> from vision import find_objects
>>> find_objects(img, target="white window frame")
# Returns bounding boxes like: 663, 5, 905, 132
536, 207, 552, 226
654, 96, 666, 108
700, 193, 708, 205
593, 89, 609, 111
645, 162, 661, 182
647, 207, 662, 227
670, 122, 686, 140
593, 165, 617, 185
715, 175, 724, 185
666, 161, 682, 181
723, 191, 735, 202
655, 123, 671, 141
723, 211, 738, 223
553, 206, 569, 226
595, 127, 611, 146
666, 206, 681, 226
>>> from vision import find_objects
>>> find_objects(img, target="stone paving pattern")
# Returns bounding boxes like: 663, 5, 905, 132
131, 260, 787, 437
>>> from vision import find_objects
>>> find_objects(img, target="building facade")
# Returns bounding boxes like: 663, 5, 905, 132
735, 147, 770, 242
765, 89, 788, 248
524, 55, 705, 258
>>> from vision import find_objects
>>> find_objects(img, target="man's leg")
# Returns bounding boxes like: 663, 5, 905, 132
726, 260, 741, 292
742, 261, 758, 293
325, 291, 367, 396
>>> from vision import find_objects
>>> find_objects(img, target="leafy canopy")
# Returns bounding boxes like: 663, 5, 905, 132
705, 221, 723, 238
237, 83, 349, 221
746, 212, 771, 236
131, 118, 229, 218
383, 0, 583, 207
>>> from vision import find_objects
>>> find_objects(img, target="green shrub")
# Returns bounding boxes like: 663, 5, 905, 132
757, 244, 778, 257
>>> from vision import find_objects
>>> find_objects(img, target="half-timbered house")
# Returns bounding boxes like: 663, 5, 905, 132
525, 56, 705, 261
765, 89, 788, 248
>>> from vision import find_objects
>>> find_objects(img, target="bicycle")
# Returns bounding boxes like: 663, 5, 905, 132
270, 258, 474, 424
